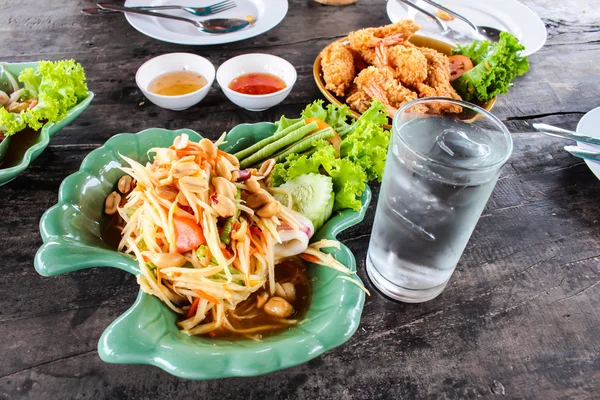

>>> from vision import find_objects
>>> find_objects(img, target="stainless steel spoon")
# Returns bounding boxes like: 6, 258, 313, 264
96, 3, 249, 34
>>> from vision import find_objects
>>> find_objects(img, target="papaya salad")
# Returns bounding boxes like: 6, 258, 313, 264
103, 121, 377, 339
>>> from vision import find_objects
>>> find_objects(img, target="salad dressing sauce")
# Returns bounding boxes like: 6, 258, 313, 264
228, 73, 286, 95
148, 71, 207, 96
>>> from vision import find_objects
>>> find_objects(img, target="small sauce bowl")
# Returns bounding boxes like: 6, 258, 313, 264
136, 53, 215, 111
217, 54, 296, 112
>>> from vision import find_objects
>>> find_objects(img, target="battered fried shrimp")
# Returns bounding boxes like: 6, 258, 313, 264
353, 66, 418, 116
416, 46, 463, 113
383, 45, 428, 87
347, 20, 420, 53
346, 85, 371, 113
363, 43, 428, 87
320, 42, 356, 97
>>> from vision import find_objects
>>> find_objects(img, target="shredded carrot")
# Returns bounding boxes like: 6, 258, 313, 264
209, 331, 217, 337
195, 289, 219, 304
300, 254, 320, 263
156, 268, 162, 283
249, 247, 259, 256
222, 248, 233, 259
186, 297, 200, 319
248, 226, 266, 253
249, 226, 263, 238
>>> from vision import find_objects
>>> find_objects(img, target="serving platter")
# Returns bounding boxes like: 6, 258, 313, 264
34, 124, 369, 379
123, 0, 288, 45
386, 0, 546, 56
0, 62, 94, 186
313, 35, 496, 129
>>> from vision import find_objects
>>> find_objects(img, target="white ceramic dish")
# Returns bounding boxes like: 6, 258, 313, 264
386, 0, 546, 56
123, 0, 288, 45
136, 53, 215, 111
217, 53, 296, 112
576, 106, 600, 180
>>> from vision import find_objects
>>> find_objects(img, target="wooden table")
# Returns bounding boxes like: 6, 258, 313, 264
1, 0, 599, 398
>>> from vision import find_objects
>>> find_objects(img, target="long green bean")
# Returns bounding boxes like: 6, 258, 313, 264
233, 120, 306, 161
239, 121, 319, 168
274, 128, 334, 163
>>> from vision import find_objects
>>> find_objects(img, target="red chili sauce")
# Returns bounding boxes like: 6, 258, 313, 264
228, 73, 286, 95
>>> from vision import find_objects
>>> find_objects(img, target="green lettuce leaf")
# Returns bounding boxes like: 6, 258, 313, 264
274, 115, 303, 131
341, 119, 390, 182
0, 60, 88, 136
301, 99, 354, 137
452, 31, 529, 102
272, 144, 366, 211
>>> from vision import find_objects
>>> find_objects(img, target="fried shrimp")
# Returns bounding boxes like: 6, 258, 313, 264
320, 42, 356, 97
352, 66, 417, 116
415, 47, 463, 113
347, 20, 420, 53
346, 85, 372, 113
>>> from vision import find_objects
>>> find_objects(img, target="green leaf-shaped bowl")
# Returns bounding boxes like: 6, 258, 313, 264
0, 62, 94, 186
34, 124, 370, 379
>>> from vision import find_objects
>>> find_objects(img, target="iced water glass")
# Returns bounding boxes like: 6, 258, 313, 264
366, 98, 513, 303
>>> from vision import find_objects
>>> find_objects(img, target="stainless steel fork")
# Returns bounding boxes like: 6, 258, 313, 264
86, 0, 236, 17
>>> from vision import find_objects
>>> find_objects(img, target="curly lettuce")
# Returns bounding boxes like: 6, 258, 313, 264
272, 144, 366, 212
272, 100, 390, 211
452, 31, 529, 102
0, 60, 88, 136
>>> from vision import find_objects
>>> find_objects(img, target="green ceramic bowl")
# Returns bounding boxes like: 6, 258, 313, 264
0, 62, 94, 186
34, 125, 370, 380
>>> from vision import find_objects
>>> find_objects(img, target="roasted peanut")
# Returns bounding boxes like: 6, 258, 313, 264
245, 176, 261, 193
281, 282, 296, 302
157, 185, 179, 202
117, 175, 133, 194
258, 159, 276, 178
199, 138, 217, 159
212, 176, 236, 200
173, 134, 189, 150
7, 101, 29, 113
257, 201, 281, 218
256, 292, 270, 309
179, 176, 208, 193
154, 148, 176, 166
245, 192, 270, 209
105, 191, 121, 215
263, 297, 293, 318
231, 169, 251, 182
145, 252, 187, 269
215, 156, 234, 181
221, 151, 240, 168
27, 98, 38, 109
171, 161, 200, 179
211, 194, 236, 218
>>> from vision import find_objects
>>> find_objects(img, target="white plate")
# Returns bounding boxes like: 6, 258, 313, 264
576, 107, 600, 180
123, 0, 288, 45
386, 0, 546, 56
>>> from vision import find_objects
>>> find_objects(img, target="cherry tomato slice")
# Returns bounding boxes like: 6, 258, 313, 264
449, 55, 474, 82
174, 217, 205, 253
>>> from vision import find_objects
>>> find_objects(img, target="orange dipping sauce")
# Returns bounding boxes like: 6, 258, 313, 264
228, 73, 286, 95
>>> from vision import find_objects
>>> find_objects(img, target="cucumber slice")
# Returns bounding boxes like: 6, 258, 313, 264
278, 173, 334, 231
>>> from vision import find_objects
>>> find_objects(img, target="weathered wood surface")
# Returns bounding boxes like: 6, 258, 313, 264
1, 0, 599, 399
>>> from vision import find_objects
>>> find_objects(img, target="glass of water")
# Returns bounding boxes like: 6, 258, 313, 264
366, 97, 513, 303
